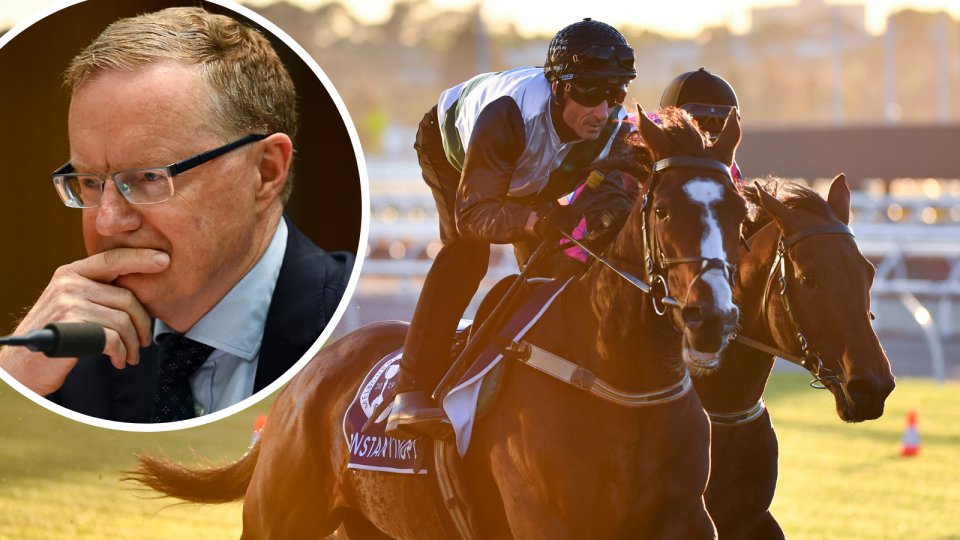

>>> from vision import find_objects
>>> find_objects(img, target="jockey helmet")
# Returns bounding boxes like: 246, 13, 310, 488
544, 19, 636, 89
660, 68, 739, 136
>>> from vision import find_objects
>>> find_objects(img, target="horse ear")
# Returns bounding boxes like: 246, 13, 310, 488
637, 105, 671, 161
826, 174, 851, 225
711, 108, 741, 166
755, 181, 800, 235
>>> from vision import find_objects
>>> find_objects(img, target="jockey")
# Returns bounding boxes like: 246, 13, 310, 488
659, 67, 745, 189
386, 18, 637, 440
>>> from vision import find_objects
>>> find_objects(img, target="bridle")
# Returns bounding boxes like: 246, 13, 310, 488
564, 155, 741, 315
645, 158, 739, 314
734, 222, 855, 389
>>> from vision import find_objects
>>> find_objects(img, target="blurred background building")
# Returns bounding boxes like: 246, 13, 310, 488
2, 0, 959, 379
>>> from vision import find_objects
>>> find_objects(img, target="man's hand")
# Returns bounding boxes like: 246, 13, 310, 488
0, 248, 169, 396
533, 205, 582, 240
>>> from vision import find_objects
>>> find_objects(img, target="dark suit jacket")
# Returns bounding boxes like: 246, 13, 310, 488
47, 215, 355, 423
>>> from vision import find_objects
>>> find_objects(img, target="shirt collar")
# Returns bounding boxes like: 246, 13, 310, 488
153, 218, 288, 361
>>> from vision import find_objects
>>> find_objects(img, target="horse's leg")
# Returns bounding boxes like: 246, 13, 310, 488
705, 411, 779, 540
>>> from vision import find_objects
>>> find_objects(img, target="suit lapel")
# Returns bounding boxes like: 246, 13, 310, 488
254, 215, 337, 392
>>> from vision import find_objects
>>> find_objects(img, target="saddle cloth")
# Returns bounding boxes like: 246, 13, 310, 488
342, 348, 426, 474
343, 278, 570, 473
342, 320, 471, 474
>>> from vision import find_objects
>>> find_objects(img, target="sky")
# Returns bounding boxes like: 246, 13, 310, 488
2, 0, 960, 37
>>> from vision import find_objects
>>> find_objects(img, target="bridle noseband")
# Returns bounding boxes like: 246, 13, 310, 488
754, 222, 855, 388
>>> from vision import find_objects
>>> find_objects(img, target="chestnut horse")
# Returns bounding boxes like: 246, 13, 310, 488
127, 108, 747, 539
693, 176, 896, 539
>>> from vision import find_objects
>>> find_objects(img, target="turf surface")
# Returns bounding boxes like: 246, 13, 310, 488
0, 373, 957, 539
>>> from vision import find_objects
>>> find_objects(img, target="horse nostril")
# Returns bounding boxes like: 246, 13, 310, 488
846, 378, 878, 406
681, 305, 703, 326
726, 306, 740, 327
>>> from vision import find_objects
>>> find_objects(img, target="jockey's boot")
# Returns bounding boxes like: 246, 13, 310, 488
385, 390, 454, 441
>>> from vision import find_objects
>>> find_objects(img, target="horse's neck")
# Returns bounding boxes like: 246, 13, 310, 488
566, 208, 684, 392
695, 233, 779, 413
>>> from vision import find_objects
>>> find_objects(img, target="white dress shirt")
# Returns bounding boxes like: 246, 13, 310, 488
153, 219, 288, 416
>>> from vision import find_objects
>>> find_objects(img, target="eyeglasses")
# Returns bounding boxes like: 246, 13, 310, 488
572, 44, 636, 71
564, 82, 628, 108
52, 134, 268, 208
680, 103, 739, 135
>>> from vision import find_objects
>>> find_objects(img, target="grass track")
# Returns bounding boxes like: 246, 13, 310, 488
1, 373, 958, 539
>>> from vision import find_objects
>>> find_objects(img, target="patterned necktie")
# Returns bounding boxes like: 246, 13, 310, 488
151, 333, 215, 423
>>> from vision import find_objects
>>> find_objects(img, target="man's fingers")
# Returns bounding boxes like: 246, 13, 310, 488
81, 303, 141, 367
84, 284, 153, 348
102, 327, 129, 370
70, 248, 170, 283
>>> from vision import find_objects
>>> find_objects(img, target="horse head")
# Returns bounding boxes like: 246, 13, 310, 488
746, 175, 895, 422
631, 107, 747, 372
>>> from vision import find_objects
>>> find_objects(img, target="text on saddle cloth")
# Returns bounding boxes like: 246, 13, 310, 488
343, 350, 426, 474
443, 277, 572, 457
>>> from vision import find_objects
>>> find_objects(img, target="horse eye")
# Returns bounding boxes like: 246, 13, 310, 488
800, 273, 817, 288
654, 208, 668, 220
869, 311, 876, 321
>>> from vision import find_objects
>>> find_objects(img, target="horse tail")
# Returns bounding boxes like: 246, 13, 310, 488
123, 438, 261, 504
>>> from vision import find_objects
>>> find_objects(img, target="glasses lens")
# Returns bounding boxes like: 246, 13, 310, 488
694, 116, 726, 134
114, 169, 173, 204
615, 51, 635, 70
567, 84, 627, 108
574, 45, 635, 71
54, 175, 102, 208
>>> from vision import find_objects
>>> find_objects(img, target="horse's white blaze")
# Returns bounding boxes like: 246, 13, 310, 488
683, 178, 735, 313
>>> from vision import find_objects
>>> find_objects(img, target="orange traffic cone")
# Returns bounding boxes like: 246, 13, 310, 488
252, 413, 268, 445
900, 409, 920, 457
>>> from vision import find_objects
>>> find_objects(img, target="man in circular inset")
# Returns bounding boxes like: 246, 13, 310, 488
0, 7, 355, 423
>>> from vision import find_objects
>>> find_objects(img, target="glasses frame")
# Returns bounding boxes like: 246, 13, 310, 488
52, 133, 268, 208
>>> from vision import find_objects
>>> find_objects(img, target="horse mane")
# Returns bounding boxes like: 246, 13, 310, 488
742, 177, 835, 238
592, 106, 714, 179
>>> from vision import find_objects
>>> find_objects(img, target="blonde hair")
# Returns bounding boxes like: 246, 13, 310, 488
65, 7, 299, 203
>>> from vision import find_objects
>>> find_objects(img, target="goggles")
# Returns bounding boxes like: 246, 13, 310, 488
680, 103, 739, 135
571, 44, 636, 72
564, 82, 628, 108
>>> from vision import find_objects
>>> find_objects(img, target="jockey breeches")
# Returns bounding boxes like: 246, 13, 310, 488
400, 107, 490, 391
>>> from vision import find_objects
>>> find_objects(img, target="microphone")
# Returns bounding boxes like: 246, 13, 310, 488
0, 322, 106, 358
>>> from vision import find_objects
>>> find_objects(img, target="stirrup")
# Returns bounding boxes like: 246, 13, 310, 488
385, 390, 454, 441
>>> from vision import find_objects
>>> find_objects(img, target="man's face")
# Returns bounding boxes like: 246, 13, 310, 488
69, 62, 263, 321
560, 91, 612, 140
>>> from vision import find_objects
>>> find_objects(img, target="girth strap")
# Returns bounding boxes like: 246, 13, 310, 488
706, 399, 766, 426
432, 440, 476, 540
504, 340, 692, 407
